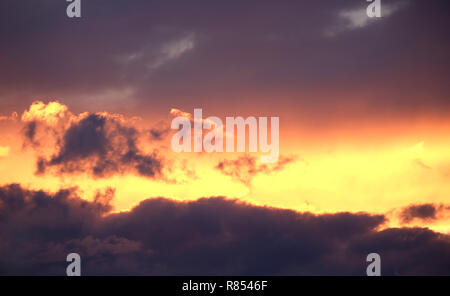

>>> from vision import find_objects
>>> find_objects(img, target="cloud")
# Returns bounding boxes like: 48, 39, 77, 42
414, 159, 432, 170
22, 101, 164, 179
0, 112, 18, 122
169, 108, 220, 133
20, 101, 200, 184
339, 7, 372, 30
1, 183, 449, 275
149, 33, 196, 70
21, 101, 73, 148
21, 101, 70, 126
37, 113, 163, 178
326, 1, 407, 36
22, 121, 37, 147
170, 108, 193, 121
116, 33, 196, 72
399, 203, 449, 224
148, 121, 171, 141
216, 155, 296, 186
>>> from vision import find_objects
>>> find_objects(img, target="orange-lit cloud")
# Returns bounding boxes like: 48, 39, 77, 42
1, 100, 449, 236
216, 155, 297, 186
21, 101, 71, 126
1, 0, 450, 276
0, 112, 18, 122
21, 101, 164, 180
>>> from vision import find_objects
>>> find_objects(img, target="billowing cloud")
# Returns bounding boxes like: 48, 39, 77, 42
216, 155, 296, 185
0, 183, 449, 275
37, 113, 162, 178
21, 101, 70, 126
22, 101, 163, 179
170, 108, 193, 121
169, 108, 215, 127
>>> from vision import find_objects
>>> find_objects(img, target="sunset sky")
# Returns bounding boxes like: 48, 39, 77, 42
0, 0, 449, 275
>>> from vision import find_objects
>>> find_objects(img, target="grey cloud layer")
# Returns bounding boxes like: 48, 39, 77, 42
0, 184, 449, 275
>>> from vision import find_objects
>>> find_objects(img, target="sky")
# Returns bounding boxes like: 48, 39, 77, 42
0, 0, 449, 275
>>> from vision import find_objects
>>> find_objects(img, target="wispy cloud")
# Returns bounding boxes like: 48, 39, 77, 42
216, 155, 297, 186
326, 1, 407, 36
149, 33, 195, 70
114, 32, 196, 73
0, 112, 18, 122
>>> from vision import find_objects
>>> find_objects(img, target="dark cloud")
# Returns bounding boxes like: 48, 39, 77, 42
149, 128, 168, 141
32, 113, 163, 178
1, 184, 449, 275
216, 155, 296, 185
148, 121, 171, 141
22, 121, 37, 145
399, 203, 448, 224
